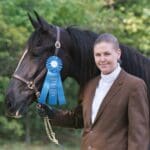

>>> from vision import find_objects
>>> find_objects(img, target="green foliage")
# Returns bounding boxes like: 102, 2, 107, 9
0, 76, 24, 139
0, 117, 24, 137
0, 76, 9, 115
63, 78, 79, 109
0, 0, 149, 145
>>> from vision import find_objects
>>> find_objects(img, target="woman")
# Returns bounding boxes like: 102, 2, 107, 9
37, 33, 149, 150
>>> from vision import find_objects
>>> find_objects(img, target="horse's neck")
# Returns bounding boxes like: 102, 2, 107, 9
120, 44, 149, 76
66, 27, 99, 86
120, 44, 150, 94
69, 44, 99, 88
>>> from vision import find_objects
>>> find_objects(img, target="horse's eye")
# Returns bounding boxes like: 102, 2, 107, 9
31, 46, 44, 57
31, 45, 55, 57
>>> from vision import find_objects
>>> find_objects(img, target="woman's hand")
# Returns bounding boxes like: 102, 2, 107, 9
36, 103, 55, 118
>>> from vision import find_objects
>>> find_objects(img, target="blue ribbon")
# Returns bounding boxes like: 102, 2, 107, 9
38, 56, 66, 105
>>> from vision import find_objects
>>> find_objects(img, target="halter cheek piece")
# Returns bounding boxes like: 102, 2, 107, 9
12, 71, 44, 98
12, 26, 61, 99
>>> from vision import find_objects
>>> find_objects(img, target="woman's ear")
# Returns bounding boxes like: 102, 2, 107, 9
117, 49, 121, 58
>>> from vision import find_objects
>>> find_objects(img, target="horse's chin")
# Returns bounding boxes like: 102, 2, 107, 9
6, 113, 22, 119
11, 114, 23, 119
6, 110, 24, 118
6, 104, 28, 119
12, 110, 23, 118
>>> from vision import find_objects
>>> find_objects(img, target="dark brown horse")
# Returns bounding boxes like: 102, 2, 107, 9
5, 12, 150, 118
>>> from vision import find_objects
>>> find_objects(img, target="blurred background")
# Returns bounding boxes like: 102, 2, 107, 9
0, 0, 149, 149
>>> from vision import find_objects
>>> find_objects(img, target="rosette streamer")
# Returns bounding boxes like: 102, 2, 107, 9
38, 56, 66, 105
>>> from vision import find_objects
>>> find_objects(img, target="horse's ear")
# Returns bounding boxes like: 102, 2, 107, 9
34, 10, 50, 32
27, 12, 39, 29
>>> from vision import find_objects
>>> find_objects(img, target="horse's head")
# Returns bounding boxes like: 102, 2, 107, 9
5, 12, 73, 118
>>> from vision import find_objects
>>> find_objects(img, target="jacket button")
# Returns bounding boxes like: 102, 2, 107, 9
88, 145, 92, 150
86, 128, 91, 132
90, 130, 93, 134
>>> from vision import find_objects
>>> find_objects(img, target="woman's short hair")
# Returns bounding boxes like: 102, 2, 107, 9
94, 33, 120, 50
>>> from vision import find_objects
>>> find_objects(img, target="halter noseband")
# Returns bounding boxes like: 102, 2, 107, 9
12, 26, 61, 99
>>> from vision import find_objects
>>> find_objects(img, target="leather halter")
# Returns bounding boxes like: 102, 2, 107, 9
12, 26, 61, 99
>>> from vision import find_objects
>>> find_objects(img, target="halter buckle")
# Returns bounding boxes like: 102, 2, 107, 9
27, 81, 35, 89
55, 41, 61, 49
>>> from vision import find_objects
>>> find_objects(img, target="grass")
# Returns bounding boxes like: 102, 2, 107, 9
0, 141, 80, 150
0, 142, 80, 150
0, 128, 82, 150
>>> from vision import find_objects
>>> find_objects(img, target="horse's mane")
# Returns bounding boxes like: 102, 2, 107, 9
66, 27, 99, 87
120, 44, 150, 90
66, 27, 150, 95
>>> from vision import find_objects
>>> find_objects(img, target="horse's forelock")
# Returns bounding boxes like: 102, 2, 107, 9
27, 28, 55, 53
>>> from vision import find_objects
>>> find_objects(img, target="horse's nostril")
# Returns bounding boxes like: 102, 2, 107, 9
6, 100, 13, 110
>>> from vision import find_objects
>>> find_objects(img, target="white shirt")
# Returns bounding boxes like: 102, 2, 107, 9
91, 63, 121, 123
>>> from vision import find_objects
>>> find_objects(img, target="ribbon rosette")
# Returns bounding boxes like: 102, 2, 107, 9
38, 56, 66, 105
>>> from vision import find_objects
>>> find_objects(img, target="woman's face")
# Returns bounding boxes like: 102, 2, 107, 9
94, 41, 121, 75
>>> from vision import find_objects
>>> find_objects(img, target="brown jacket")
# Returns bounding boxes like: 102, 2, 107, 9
51, 70, 149, 150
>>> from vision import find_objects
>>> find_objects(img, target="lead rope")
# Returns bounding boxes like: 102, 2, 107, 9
43, 116, 64, 150
44, 116, 58, 144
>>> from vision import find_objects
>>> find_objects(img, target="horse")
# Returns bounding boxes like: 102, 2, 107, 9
5, 12, 150, 118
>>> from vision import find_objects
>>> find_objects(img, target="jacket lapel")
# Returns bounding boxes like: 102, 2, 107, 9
92, 70, 126, 126
85, 76, 100, 127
